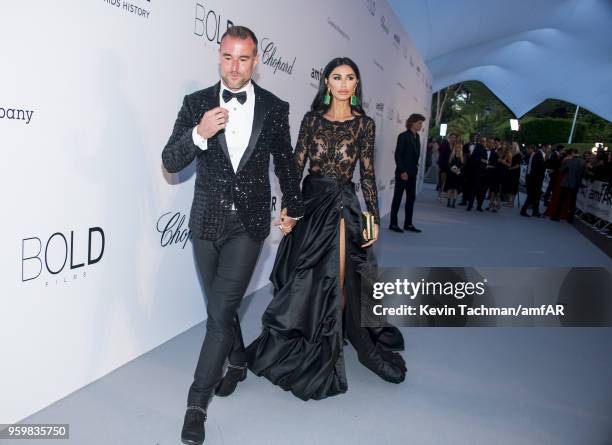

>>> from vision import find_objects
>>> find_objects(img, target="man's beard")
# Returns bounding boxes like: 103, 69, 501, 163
221, 73, 249, 91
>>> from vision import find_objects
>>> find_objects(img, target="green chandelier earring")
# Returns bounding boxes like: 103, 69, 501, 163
350, 93, 358, 106
324, 88, 331, 105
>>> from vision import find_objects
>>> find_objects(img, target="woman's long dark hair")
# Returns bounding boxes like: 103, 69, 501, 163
311, 57, 365, 115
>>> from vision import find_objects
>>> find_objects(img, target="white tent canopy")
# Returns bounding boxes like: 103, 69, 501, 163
389, 0, 612, 121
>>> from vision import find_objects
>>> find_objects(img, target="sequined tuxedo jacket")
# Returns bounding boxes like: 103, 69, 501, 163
162, 81, 304, 241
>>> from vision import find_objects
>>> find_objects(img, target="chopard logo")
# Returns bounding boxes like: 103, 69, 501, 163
260, 38, 296, 75
157, 212, 192, 249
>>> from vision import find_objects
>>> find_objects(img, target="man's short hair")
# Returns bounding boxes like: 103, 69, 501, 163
220, 26, 258, 53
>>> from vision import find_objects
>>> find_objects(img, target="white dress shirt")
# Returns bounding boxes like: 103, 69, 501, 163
191, 80, 255, 211
191, 80, 255, 172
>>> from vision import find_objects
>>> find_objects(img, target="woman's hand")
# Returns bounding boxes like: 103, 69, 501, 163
361, 223, 379, 248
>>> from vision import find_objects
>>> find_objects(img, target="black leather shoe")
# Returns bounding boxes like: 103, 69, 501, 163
403, 225, 422, 233
215, 364, 247, 397
389, 225, 404, 233
181, 406, 207, 445
520, 211, 530, 217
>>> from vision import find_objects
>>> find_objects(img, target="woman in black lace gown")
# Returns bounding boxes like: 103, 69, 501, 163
246, 58, 406, 401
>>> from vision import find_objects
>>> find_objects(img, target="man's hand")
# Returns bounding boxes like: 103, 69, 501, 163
272, 208, 298, 236
196, 107, 229, 139
400, 172, 409, 181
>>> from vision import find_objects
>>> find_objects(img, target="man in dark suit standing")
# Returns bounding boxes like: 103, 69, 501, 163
520, 145, 546, 217
162, 26, 304, 445
462, 133, 487, 211
389, 113, 426, 233
482, 138, 499, 210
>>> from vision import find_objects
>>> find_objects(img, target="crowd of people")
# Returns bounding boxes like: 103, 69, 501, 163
430, 133, 523, 212
426, 134, 611, 224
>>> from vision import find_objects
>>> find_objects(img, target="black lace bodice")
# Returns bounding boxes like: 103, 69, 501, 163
294, 112, 380, 223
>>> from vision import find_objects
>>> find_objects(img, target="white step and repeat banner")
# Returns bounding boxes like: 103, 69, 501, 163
577, 180, 612, 223
0, 1, 432, 423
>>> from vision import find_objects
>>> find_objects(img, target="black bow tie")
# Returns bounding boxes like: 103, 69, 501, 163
222, 89, 247, 105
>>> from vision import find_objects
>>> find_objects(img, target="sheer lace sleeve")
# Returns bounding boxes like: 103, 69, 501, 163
294, 112, 312, 177
359, 117, 380, 224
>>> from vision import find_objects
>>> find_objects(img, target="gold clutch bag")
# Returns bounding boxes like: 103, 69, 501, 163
361, 212, 376, 241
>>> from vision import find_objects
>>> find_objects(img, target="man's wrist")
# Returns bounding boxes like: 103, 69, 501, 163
192, 126, 208, 151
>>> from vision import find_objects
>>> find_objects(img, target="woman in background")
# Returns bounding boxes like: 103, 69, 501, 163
445, 141, 464, 207
505, 142, 522, 207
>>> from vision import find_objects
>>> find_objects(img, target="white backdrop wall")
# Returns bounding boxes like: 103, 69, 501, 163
0, 0, 431, 423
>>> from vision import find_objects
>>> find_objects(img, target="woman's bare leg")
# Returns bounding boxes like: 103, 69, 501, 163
339, 217, 346, 310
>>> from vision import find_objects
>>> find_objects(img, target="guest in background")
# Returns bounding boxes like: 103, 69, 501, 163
436, 133, 455, 200
424, 137, 439, 184
520, 144, 546, 217
483, 138, 500, 212
505, 141, 522, 207
389, 113, 426, 233
552, 149, 586, 223
543, 144, 562, 204
496, 141, 513, 209
462, 133, 487, 211
445, 141, 464, 208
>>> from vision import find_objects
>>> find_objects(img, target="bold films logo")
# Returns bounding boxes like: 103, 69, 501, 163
22, 227, 105, 287
194, 2, 234, 47
103, 0, 151, 19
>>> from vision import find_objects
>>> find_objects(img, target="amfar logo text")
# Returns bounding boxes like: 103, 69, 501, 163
311, 67, 324, 81
194, 2, 234, 43
22, 227, 105, 284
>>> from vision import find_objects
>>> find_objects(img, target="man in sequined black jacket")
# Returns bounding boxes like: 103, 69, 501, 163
162, 26, 303, 445
162, 79, 303, 241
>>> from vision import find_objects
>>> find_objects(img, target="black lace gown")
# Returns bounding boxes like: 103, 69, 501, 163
246, 112, 406, 401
